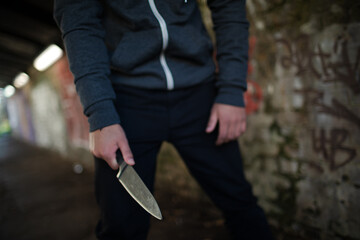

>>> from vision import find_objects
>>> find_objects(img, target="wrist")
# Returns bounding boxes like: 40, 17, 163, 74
215, 89, 245, 107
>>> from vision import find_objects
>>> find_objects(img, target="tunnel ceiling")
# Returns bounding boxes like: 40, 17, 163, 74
0, 0, 62, 88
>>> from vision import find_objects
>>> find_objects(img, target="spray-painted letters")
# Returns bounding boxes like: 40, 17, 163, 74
277, 34, 359, 171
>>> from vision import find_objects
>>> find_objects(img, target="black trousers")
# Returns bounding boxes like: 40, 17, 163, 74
94, 82, 273, 240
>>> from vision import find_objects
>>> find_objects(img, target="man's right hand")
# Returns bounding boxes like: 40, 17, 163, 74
89, 124, 135, 170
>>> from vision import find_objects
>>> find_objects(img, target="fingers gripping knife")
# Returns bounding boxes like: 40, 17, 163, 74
116, 151, 162, 220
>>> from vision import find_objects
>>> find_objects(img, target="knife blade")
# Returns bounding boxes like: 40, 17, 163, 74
116, 151, 162, 220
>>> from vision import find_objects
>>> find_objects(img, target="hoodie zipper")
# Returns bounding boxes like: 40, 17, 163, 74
148, 0, 174, 90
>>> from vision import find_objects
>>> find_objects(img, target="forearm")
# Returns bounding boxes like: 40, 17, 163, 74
54, 0, 120, 131
207, 0, 249, 107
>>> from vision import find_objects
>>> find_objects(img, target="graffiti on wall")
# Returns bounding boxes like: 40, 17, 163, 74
276, 34, 360, 93
245, 36, 264, 114
312, 128, 356, 171
53, 58, 90, 148
276, 34, 360, 172
6, 91, 35, 142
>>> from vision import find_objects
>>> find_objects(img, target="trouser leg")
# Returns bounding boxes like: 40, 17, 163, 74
168, 82, 274, 239
172, 138, 273, 239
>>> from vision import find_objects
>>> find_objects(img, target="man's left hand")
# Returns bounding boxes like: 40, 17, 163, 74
206, 103, 247, 145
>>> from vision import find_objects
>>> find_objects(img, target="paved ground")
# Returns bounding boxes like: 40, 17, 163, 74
0, 136, 230, 240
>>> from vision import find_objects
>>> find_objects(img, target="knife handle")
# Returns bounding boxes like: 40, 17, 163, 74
116, 150, 128, 178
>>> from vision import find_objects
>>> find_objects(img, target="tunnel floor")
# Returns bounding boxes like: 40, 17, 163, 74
0, 135, 230, 240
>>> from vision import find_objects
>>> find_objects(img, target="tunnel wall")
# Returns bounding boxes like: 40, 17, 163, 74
239, 1, 360, 239
6, 57, 92, 165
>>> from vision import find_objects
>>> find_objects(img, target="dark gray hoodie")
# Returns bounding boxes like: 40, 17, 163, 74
54, 0, 249, 131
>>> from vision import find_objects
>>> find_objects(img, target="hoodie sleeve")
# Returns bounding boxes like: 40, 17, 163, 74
207, 0, 249, 107
54, 0, 120, 132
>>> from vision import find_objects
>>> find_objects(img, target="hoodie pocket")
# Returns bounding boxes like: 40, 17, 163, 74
110, 30, 162, 72
167, 25, 213, 65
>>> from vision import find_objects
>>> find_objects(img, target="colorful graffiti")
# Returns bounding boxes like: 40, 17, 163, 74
6, 90, 35, 142
53, 57, 89, 148
245, 36, 264, 114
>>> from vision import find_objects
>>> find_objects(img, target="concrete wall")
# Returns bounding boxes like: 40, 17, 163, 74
240, 1, 360, 239
6, 57, 92, 166
30, 77, 68, 154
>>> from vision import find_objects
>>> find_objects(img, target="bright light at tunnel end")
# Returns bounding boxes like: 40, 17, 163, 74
4, 85, 15, 98
33, 44, 63, 71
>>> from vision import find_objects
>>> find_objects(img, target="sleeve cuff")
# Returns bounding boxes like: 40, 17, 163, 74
215, 87, 246, 107
85, 100, 121, 132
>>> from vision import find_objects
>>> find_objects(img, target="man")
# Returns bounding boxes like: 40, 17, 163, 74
54, 0, 274, 239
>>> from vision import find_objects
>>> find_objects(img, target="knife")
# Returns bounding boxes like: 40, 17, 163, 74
116, 151, 162, 220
